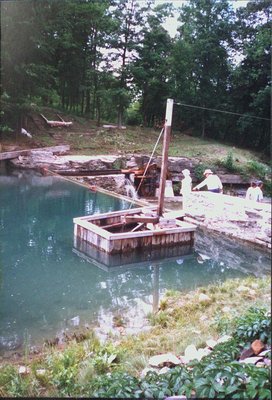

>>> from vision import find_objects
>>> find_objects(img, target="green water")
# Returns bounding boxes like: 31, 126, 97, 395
0, 169, 270, 354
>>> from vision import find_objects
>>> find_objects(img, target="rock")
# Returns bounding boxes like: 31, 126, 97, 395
197, 347, 211, 359
198, 253, 210, 260
239, 356, 263, 364
259, 349, 271, 357
206, 339, 217, 349
158, 366, 170, 375
70, 316, 80, 326
251, 339, 265, 355
141, 367, 157, 378
217, 335, 232, 344
149, 353, 181, 368
251, 283, 259, 289
18, 366, 30, 375
256, 362, 266, 367
237, 285, 249, 292
240, 347, 254, 360
198, 293, 211, 303
185, 192, 271, 251
36, 369, 46, 376
263, 358, 271, 366
183, 344, 199, 362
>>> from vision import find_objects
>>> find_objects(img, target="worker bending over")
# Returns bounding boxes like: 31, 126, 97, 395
193, 169, 223, 193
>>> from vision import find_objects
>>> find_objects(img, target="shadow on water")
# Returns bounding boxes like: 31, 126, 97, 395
0, 169, 270, 357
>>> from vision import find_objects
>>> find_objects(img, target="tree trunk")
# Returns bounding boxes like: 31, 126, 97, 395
85, 89, 90, 115
201, 112, 206, 138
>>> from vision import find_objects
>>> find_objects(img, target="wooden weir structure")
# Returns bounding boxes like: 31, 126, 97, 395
73, 99, 196, 255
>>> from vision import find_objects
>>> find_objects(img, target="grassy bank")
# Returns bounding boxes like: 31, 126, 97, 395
1, 113, 271, 193
0, 275, 270, 398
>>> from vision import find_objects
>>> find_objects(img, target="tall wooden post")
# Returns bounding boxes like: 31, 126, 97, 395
157, 99, 174, 216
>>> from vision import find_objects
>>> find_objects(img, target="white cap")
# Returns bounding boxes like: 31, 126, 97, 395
203, 169, 213, 175
182, 169, 190, 176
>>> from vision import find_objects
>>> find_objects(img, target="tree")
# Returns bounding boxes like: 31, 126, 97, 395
1, 0, 57, 132
131, 3, 174, 127
229, 0, 271, 152
107, 0, 147, 126
172, 0, 234, 138
49, 0, 112, 115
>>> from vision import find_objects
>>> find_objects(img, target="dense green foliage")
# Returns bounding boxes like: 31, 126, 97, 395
1, 0, 271, 153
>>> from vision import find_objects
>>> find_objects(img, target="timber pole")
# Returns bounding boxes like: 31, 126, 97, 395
157, 99, 174, 216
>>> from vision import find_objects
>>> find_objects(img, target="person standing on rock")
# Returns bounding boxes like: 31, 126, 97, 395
192, 169, 223, 193
180, 169, 192, 211
246, 181, 263, 202
256, 180, 264, 202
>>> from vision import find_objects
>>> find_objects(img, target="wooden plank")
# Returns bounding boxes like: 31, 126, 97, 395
125, 215, 159, 224
75, 207, 156, 222
0, 145, 70, 161
74, 219, 112, 239
101, 221, 126, 230
107, 224, 195, 240
164, 210, 185, 219
40, 113, 73, 127
131, 223, 144, 232
157, 99, 173, 216
50, 169, 123, 176
103, 124, 126, 129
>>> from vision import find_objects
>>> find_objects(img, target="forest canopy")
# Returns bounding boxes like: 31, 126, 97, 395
1, 0, 271, 152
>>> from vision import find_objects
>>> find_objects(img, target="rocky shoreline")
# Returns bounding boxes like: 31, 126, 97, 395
6, 150, 272, 250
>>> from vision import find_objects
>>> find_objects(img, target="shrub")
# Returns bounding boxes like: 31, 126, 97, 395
221, 151, 237, 172
233, 307, 271, 345
147, 310, 170, 328
246, 160, 269, 179
194, 164, 210, 181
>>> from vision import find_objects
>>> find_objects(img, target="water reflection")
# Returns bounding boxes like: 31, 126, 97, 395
0, 170, 270, 356
73, 235, 193, 270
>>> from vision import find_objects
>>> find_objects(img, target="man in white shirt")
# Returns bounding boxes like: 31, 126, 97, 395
192, 169, 223, 193
245, 181, 263, 202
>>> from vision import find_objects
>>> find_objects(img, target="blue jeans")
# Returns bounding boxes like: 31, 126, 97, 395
209, 188, 220, 193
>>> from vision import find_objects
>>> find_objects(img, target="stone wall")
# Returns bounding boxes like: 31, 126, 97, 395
72, 174, 127, 196
184, 192, 271, 251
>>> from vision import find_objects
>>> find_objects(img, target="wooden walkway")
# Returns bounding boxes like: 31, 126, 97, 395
0, 145, 70, 161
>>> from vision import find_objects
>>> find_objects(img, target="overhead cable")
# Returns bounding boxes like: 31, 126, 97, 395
175, 102, 270, 121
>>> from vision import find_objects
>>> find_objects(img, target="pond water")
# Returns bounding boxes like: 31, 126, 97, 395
0, 169, 270, 355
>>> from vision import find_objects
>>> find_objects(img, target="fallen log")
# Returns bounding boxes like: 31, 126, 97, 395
102, 124, 126, 130
40, 114, 73, 127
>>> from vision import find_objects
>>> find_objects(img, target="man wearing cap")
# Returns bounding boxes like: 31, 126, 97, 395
192, 169, 223, 193
245, 181, 263, 202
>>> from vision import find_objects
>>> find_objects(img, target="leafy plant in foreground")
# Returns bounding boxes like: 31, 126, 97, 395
233, 307, 271, 345
191, 360, 271, 399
